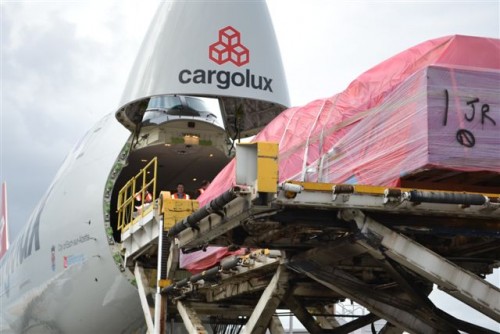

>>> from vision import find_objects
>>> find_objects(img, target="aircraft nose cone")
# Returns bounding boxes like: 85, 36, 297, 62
116, 1, 290, 136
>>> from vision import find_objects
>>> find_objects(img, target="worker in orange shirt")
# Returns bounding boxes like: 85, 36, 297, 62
135, 188, 153, 214
172, 183, 190, 199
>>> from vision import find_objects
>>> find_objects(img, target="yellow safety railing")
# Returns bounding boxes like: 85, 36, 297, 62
117, 157, 157, 231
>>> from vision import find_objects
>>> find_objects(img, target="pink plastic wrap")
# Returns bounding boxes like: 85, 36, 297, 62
183, 35, 500, 272
202, 35, 500, 198
180, 247, 246, 273
320, 66, 500, 186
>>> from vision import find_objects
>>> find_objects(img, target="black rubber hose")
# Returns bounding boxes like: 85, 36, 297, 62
408, 190, 486, 205
167, 188, 239, 236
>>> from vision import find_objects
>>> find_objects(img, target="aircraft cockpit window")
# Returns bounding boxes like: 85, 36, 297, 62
142, 95, 224, 128
148, 95, 182, 110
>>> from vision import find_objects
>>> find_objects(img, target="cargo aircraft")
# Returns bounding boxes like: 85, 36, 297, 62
2, 1, 499, 334
0, 1, 290, 333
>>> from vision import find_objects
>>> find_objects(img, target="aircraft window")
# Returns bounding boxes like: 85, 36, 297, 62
148, 95, 182, 110
142, 95, 224, 128
185, 96, 210, 112
184, 96, 221, 124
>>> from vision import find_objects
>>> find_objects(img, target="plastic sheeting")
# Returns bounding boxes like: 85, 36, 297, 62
319, 65, 500, 186
181, 35, 500, 272
200, 35, 500, 201
180, 247, 246, 273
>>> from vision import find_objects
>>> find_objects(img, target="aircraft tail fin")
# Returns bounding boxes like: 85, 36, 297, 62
0, 182, 10, 260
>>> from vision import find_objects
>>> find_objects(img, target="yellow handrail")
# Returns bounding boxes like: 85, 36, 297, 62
117, 157, 158, 231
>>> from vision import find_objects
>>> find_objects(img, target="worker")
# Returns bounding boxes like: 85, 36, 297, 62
172, 183, 190, 199
195, 180, 210, 198
135, 189, 153, 213
135, 189, 152, 203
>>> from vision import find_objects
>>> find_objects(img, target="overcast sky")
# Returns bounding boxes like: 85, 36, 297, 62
1, 0, 499, 331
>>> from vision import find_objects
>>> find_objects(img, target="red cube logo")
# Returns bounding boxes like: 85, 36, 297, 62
230, 44, 249, 66
209, 41, 230, 64
220, 26, 240, 47
209, 26, 249, 67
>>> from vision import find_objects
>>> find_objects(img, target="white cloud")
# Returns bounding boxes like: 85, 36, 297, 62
1, 1, 158, 239
267, 0, 499, 105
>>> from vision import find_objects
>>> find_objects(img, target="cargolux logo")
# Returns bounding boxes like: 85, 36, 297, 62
178, 26, 273, 92
209, 26, 249, 67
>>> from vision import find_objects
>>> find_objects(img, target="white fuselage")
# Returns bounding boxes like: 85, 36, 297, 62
0, 115, 144, 334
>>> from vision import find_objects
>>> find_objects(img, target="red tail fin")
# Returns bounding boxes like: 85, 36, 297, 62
0, 182, 10, 259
